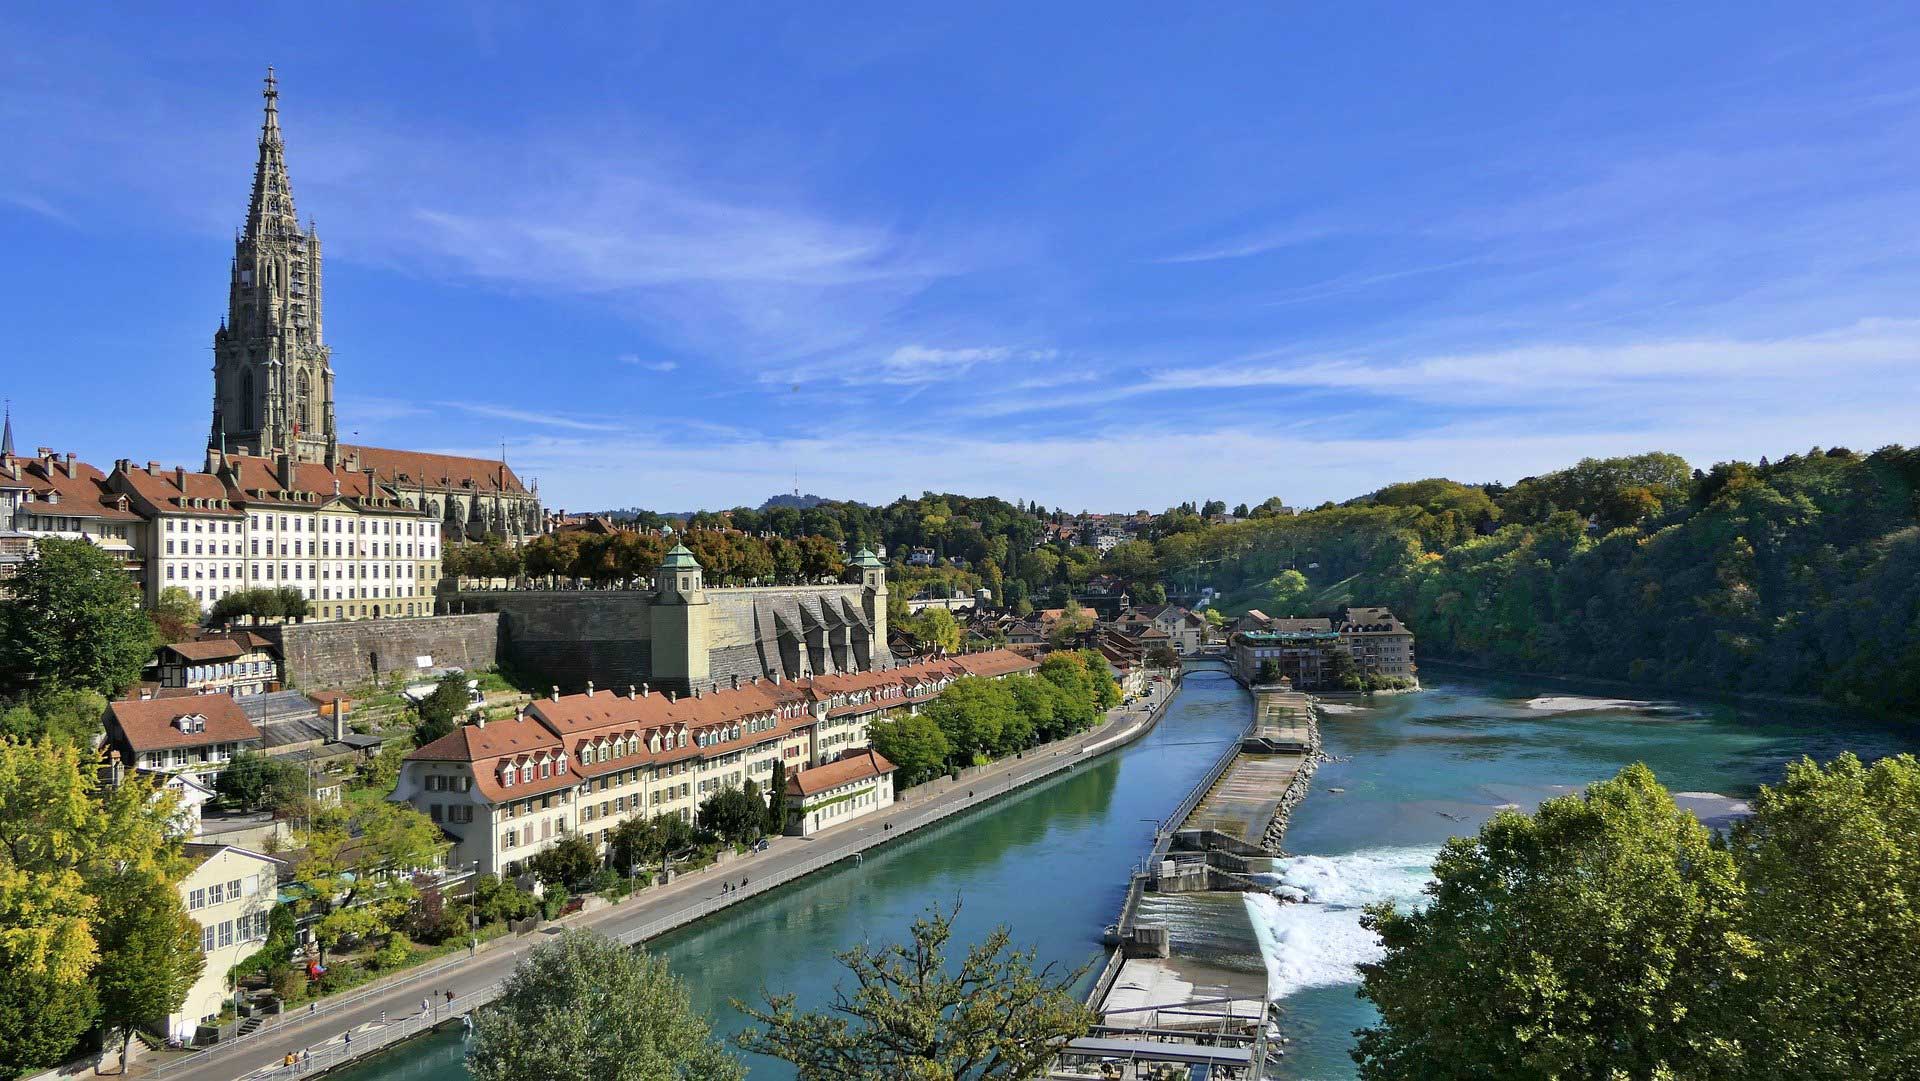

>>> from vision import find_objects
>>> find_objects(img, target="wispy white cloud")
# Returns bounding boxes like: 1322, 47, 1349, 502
1154, 221, 1339, 264
444, 401, 627, 432
619, 354, 679, 373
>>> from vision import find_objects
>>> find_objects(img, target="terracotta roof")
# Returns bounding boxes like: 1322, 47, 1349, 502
218, 454, 421, 513
111, 462, 244, 517
341, 444, 529, 496
107, 694, 262, 752
4, 453, 142, 521
160, 639, 245, 662
787, 749, 896, 796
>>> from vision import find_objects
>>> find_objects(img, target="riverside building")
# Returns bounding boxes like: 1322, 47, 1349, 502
395, 648, 1037, 875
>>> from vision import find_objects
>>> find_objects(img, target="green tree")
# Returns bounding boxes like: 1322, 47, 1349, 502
149, 586, 203, 643
94, 869, 205, 1069
766, 760, 789, 835
215, 750, 307, 814
294, 801, 444, 960
1725, 753, 1920, 1079
0, 537, 151, 696
470, 929, 743, 1081
868, 713, 953, 788
0, 686, 108, 747
1354, 764, 1753, 1080
697, 786, 765, 845
1261, 569, 1311, 615
413, 671, 472, 747
527, 833, 600, 889
736, 903, 1093, 1080
923, 678, 1018, 765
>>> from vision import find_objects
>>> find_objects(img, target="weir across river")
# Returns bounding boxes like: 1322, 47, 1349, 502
1067, 678, 1321, 1079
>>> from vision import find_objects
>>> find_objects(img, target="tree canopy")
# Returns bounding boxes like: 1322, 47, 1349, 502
469, 929, 743, 1081
0, 538, 152, 697
1356, 754, 1920, 1080
736, 903, 1093, 1080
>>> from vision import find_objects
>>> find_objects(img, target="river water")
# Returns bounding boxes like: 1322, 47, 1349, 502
322, 673, 1912, 1081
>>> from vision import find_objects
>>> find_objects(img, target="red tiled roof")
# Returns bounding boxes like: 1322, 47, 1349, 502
160, 639, 245, 662
787, 749, 895, 796
107, 694, 262, 752
4, 453, 142, 521
111, 463, 245, 517
342, 445, 529, 496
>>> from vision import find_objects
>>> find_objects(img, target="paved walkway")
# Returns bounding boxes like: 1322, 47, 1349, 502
138, 680, 1178, 1081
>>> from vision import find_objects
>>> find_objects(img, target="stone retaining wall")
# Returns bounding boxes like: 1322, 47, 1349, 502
267, 614, 503, 690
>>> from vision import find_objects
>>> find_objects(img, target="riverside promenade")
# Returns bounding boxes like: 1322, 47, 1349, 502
139, 678, 1181, 1081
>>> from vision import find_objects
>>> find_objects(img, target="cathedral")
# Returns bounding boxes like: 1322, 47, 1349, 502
207, 70, 543, 543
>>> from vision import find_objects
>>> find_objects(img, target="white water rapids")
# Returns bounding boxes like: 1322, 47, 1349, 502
1243, 846, 1439, 999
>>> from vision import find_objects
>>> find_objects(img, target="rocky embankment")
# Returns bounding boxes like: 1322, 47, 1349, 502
1259, 698, 1324, 853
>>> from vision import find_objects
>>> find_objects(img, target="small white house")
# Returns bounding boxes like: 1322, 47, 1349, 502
171, 844, 283, 1041
784, 750, 897, 837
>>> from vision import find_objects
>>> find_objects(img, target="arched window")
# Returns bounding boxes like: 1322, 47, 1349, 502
296, 370, 311, 431
240, 370, 255, 432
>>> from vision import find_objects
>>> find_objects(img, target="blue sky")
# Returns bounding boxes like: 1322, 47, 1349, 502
5, 4, 1920, 513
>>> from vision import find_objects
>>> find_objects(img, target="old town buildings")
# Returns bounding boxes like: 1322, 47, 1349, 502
1227, 606, 1417, 689
396, 649, 1036, 874
1, 73, 541, 614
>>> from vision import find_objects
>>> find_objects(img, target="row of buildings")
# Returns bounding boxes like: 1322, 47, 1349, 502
399, 647, 1040, 873
0, 72, 542, 620
1226, 606, 1418, 689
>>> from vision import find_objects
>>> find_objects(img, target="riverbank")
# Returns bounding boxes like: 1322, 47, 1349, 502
138, 677, 1185, 1081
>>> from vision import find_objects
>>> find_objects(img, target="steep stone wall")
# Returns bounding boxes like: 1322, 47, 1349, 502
447, 585, 888, 694
268, 613, 502, 690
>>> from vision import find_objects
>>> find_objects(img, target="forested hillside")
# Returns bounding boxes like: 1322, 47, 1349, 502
1154, 448, 1920, 716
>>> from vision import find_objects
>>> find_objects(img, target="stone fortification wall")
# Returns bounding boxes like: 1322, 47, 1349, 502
268, 613, 502, 690
449, 591, 655, 692
447, 584, 886, 695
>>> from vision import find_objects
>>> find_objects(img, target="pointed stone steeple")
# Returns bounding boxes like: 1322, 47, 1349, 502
211, 67, 335, 465
247, 67, 300, 241
1, 401, 13, 458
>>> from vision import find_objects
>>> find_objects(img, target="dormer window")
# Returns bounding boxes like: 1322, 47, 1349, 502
521, 763, 534, 783
500, 763, 515, 788
556, 754, 568, 775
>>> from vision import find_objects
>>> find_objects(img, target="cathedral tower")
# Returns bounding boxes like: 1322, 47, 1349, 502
210, 68, 336, 465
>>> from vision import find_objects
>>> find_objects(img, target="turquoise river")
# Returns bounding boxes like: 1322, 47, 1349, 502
323, 672, 1915, 1080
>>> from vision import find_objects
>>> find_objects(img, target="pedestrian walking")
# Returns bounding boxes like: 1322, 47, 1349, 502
302, 1049, 311, 1068
421, 997, 430, 1016
445, 990, 455, 1006
343, 1030, 352, 1049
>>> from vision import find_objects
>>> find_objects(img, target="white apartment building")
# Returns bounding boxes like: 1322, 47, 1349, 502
172, 844, 283, 1041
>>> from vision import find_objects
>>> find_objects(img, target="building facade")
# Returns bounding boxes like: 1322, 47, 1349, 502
785, 748, 896, 837
394, 648, 1037, 875
154, 632, 280, 697
172, 844, 282, 1041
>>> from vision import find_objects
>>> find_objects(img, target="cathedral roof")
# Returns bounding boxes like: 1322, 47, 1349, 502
339, 444, 530, 496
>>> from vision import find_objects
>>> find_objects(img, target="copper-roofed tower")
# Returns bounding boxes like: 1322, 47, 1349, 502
210, 67, 336, 466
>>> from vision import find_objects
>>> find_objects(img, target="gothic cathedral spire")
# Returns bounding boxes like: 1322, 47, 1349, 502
210, 67, 336, 466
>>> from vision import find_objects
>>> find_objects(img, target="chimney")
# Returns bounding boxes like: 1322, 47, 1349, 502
586, 680, 595, 697
476, 715, 486, 729
627, 685, 637, 699
63, 452, 76, 478
668, 690, 678, 703
148, 460, 162, 473
550, 685, 560, 701
175, 466, 186, 490
731, 674, 739, 690
641, 682, 650, 698
331, 699, 346, 741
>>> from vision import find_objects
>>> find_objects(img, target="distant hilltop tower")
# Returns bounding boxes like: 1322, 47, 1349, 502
209, 67, 337, 465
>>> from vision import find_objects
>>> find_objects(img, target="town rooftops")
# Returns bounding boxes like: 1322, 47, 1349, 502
339, 444, 529, 496
786, 749, 896, 797
159, 639, 247, 663
106, 694, 263, 752
5, 451, 142, 521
